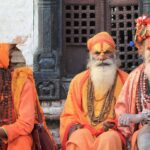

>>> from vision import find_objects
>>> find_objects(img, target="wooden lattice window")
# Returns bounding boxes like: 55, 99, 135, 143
65, 4, 96, 45
110, 1, 140, 72
62, 0, 103, 77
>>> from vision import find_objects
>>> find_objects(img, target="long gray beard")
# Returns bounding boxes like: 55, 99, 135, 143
88, 59, 117, 95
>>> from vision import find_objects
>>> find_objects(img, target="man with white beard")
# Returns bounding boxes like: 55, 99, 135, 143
60, 32, 128, 150
115, 16, 150, 150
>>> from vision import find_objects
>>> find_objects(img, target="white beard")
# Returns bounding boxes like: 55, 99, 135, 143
144, 50, 150, 81
87, 55, 117, 95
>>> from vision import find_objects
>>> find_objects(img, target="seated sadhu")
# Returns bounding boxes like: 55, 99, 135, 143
0, 43, 57, 150
60, 32, 128, 150
115, 16, 150, 150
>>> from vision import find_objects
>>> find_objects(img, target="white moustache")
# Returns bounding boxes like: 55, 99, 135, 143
95, 59, 113, 67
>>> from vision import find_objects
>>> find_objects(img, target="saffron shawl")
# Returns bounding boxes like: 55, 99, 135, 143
12, 67, 57, 150
60, 69, 128, 150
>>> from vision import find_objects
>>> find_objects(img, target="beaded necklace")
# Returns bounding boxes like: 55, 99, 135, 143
87, 75, 117, 126
136, 68, 150, 112
140, 71, 150, 100
0, 68, 15, 125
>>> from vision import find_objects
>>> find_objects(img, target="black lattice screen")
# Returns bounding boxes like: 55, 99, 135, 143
63, 0, 103, 77
65, 4, 96, 45
110, 5, 141, 72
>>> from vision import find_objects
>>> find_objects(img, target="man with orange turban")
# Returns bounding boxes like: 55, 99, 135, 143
0, 44, 57, 150
115, 15, 150, 150
60, 32, 128, 150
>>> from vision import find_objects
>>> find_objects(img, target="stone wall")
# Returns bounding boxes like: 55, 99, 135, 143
41, 100, 65, 146
0, 0, 38, 66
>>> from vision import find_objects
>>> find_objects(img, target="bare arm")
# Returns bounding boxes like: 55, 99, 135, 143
119, 110, 150, 126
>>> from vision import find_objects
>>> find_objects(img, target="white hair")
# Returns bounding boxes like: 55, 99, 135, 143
87, 54, 117, 96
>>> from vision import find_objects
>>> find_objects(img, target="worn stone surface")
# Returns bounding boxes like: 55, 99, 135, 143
41, 99, 65, 147
41, 100, 64, 116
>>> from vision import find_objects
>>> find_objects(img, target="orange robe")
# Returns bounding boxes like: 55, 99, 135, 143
60, 69, 128, 150
115, 64, 144, 150
1, 67, 36, 150
66, 128, 122, 150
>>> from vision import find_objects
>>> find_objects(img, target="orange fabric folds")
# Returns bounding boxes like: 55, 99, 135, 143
60, 69, 128, 150
0, 43, 10, 69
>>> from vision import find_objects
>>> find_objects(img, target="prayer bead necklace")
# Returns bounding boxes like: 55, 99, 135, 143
0, 68, 15, 125
136, 68, 150, 112
140, 71, 150, 100
87, 75, 117, 126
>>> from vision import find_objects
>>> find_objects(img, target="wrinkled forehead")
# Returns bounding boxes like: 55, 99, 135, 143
91, 42, 115, 53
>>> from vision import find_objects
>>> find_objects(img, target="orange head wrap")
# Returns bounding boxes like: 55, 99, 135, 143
134, 15, 150, 54
0, 43, 10, 69
87, 32, 116, 53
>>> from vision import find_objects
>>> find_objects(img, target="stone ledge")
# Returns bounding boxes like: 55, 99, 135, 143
45, 114, 60, 121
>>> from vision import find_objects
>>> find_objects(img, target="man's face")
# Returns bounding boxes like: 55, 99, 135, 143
142, 39, 150, 63
90, 43, 115, 67
88, 43, 117, 93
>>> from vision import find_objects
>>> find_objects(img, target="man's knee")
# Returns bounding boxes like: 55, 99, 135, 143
66, 128, 94, 150
97, 130, 121, 143
69, 128, 92, 140
8, 135, 33, 150
68, 128, 93, 145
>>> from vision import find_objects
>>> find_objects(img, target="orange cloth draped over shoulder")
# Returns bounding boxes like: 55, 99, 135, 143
60, 69, 128, 150
0, 67, 36, 149
1, 67, 57, 150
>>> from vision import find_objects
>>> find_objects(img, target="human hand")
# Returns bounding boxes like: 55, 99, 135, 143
68, 124, 82, 139
119, 112, 150, 126
103, 121, 116, 131
119, 114, 132, 126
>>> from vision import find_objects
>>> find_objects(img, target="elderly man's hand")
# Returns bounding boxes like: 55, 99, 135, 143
119, 114, 131, 126
119, 113, 147, 126
68, 124, 82, 139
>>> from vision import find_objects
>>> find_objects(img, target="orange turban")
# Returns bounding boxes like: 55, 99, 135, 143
0, 43, 10, 69
134, 15, 150, 54
87, 32, 115, 53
